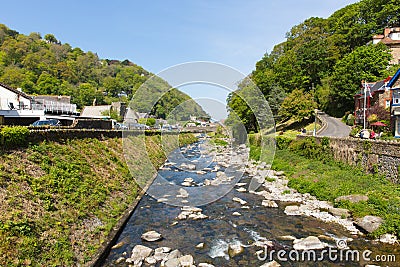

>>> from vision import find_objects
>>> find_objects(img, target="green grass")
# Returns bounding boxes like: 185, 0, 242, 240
0, 133, 196, 266
272, 148, 400, 238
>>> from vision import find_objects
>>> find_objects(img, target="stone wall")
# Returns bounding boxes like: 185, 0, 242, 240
298, 136, 400, 183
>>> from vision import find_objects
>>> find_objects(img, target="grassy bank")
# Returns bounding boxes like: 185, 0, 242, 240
0, 133, 196, 266
250, 135, 400, 239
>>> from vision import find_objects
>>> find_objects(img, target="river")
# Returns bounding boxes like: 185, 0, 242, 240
102, 137, 399, 267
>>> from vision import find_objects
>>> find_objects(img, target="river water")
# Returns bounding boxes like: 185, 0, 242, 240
102, 138, 399, 267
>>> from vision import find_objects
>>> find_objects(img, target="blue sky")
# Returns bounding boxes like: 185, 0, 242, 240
1, 0, 359, 119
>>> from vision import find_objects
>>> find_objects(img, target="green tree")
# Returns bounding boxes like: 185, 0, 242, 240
278, 89, 317, 122
327, 43, 391, 117
44, 34, 58, 44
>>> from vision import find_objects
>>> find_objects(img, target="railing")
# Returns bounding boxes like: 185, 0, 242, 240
31, 101, 77, 114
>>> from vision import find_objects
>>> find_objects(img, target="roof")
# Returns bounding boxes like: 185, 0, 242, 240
0, 82, 32, 100
124, 108, 148, 121
388, 68, 400, 88
33, 95, 71, 104
380, 37, 400, 45
80, 105, 112, 118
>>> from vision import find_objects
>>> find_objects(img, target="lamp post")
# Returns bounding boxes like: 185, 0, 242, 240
312, 83, 317, 136
313, 108, 318, 136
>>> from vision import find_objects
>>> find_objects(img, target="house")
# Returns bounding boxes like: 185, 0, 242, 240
32, 95, 78, 116
372, 27, 400, 65
80, 105, 113, 119
123, 108, 148, 127
0, 82, 44, 125
354, 78, 391, 126
387, 68, 400, 137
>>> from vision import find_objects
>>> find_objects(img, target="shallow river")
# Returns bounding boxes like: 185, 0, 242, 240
102, 139, 399, 267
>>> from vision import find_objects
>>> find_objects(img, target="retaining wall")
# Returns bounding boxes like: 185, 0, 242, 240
298, 136, 400, 183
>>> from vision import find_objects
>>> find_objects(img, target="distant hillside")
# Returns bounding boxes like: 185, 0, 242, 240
0, 24, 208, 119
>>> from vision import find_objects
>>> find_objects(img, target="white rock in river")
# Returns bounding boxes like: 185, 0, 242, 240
181, 181, 193, 187
199, 263, 215, 267
228, 243, 244, 258
184, 178, 194, 183
232, 212, 242, 216
262, 199, 278, 208
163, 258, 181, 267
128, 245, 153, 264
196, 242, 205, 249
260, 260, 281, 267
179, 254, 194, 266
145, 256, 157, 265
233, 197, 247, 205
284, 205, 301, 216
293, 236, 327, 250
141, 230, 162, 242
177, 188, 189, 198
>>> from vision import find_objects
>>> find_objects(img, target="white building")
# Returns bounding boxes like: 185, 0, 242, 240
0, 82, 44, 125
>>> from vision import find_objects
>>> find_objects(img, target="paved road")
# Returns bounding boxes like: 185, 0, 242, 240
317, 112, 351, 137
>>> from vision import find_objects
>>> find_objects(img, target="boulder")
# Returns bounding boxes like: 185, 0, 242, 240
262, 200, 278, 208
293, 236, 327, 250
260, 260, 281, 267
177, 188, 189, 198
328, 207, 350, 218
196, 242, 205, 249
355, 215, 383, 233
129, 245, 153, 264
233, 197, 247, 205
163, 258, 181, 267
228, 243, 244, 258
179, 255, 194, 266
141, 230, 162, 242
284, 205, 301, 216
378, 233, 398, 244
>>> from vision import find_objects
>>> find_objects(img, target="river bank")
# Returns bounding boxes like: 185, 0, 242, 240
0, 133, 196, 266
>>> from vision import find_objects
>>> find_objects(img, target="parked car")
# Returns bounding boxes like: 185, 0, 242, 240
31, 119, 61, 127
130, 123, 149, 130
115, 123, 128, 130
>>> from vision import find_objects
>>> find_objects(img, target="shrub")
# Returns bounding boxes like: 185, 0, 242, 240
0, 126, 30, 148
275, 136, 292, 150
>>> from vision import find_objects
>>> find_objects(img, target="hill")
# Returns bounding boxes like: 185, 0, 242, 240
0, 24, 208, 119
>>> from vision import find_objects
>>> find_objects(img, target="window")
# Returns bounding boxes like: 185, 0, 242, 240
393, 90, 400, 105
386, 100, 390, 108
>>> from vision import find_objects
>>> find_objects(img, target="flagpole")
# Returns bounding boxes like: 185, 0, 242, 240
363, 81, 367, 130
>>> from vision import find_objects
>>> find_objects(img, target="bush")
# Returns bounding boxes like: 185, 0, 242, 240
350, 126, 363, 137
0, 126, 30, 148
275, 136, 292, 150
288, 137, 332, 161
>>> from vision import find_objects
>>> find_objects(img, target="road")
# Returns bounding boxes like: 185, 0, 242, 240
317, 112, 351, 137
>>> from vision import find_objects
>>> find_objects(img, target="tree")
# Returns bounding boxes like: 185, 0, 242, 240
278, 89, 317, 122
327, 43, 391, 117
44, 34, 58, 44
267, 85, 286, 121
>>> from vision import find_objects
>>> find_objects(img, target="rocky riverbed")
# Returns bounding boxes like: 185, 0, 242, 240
102, 136, 399, 266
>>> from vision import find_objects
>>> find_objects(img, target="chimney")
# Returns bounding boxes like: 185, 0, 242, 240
384, 28, 391, 37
